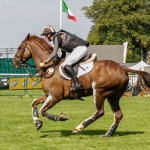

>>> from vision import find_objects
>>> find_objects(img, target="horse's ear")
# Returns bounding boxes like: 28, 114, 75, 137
26, 33, 30, 40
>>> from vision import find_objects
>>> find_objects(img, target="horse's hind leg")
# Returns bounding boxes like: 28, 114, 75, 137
72, 86, 105, 133
103, 92, 124, 137
72, 100, 105, 134
31, 94, 47, 130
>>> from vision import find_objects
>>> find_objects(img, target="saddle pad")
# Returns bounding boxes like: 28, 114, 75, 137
59, 61, 93, 80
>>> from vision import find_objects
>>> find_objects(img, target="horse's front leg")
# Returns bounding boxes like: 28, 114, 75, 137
32, 95, 47, 130
38, 94, 68, 128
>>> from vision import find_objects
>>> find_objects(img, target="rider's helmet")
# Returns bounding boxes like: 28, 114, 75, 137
40, 25, 56, 36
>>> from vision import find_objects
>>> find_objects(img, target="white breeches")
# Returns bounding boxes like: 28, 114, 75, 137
61, 45, 89, 67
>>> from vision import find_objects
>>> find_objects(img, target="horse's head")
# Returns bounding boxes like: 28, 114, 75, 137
12, 33, 33, 68
12, 33, 54, 68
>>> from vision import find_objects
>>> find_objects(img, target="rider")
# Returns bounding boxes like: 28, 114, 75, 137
40, 25, 89, 91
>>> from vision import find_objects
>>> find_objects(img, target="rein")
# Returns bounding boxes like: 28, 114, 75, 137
22, 64, 42, 82
21, 63, 55, 83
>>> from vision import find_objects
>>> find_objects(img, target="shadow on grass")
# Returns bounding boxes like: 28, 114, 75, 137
115, 131, 144, 136
39, 129, 144, 138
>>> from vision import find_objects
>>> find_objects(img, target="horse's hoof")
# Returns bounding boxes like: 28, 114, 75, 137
72, 128, 80, 134
78, 97, 84, 101
58, 113, 69, 121
100, 134, 108, 138
34, 120, 43, 130
36, 122, 43, 130
100, 134, 112, 138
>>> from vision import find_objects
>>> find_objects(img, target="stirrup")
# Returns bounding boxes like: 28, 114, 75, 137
70, 83, 84, 92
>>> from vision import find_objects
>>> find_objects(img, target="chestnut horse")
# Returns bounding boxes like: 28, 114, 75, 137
12, 34, 150, 137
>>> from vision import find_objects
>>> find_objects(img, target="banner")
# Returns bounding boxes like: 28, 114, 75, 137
9, 78, 41, 90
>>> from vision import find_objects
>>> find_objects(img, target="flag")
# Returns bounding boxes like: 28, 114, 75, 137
62, 0, 77, 22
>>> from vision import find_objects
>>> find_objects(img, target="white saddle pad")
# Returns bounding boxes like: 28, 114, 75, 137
59, 61, 93, 80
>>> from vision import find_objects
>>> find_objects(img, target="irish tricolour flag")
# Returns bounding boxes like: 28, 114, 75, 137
62, 0, 77, 22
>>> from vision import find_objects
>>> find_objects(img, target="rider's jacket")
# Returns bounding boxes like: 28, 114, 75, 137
44, 30, 89, 64
53, 30, 89, 52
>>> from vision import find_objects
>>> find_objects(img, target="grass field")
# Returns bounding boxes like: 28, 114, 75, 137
0, 95, 150, 150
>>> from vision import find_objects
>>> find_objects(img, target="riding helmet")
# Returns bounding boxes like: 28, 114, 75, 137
41, 25, 56, 36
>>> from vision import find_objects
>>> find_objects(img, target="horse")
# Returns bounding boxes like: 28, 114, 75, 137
123, 78, 150, 97
12, 33, 150, 137
136, 76, 150, 97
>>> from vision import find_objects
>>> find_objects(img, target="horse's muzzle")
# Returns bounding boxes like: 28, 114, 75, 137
11, 59, 23, 69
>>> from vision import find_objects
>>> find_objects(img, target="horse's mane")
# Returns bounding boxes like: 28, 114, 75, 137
23, 34, 53, 54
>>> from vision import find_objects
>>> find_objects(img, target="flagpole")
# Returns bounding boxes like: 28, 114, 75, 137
60, 0, 62, 29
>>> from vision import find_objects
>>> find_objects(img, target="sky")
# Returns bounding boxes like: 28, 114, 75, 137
0, 0, 93, 48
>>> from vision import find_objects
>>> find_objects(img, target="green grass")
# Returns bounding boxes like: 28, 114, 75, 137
0, 95, 150, 150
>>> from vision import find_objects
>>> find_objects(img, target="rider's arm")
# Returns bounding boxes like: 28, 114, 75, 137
44, 36, 61, 64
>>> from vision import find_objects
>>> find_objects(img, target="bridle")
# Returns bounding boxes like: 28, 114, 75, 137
14, 41, 55, 81
14, 41, 41, 81
14, 41, 29, 67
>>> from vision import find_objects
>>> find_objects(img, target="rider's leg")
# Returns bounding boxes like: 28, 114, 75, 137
62, 45, 89, 66
64, 65, 83, 91
62, 45, 88, 91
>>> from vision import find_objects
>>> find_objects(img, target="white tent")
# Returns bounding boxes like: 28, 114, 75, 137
129, 60, 149, 70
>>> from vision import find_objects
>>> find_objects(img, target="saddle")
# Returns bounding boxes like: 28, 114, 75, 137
61, 53, 97, 77
45, 53, 97, 78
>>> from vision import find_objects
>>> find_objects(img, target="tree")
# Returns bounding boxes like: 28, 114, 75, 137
82, 0, 150, 62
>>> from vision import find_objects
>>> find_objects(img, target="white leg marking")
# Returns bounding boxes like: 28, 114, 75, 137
92, 82, 96, 106
75, 124, 84, 131
33, 117, 39, 121
39, 94, 52, 116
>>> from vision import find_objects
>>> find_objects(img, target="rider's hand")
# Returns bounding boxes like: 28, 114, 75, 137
39, 62, 45, 68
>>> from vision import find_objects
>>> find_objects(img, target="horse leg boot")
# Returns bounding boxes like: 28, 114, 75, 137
72, 99, 105, 133
102, 96, 124, 137
103, 110, 123, 137
39, 94, 69, 122
64, 65, 83, 91
31, 95, 47, 130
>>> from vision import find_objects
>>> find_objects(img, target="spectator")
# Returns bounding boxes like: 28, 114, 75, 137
132, 81, 141, 96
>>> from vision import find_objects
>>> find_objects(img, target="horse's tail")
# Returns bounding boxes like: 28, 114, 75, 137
125, 68, 150, 88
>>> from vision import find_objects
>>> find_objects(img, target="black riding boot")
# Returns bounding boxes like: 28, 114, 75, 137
64, 65, 83, 91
